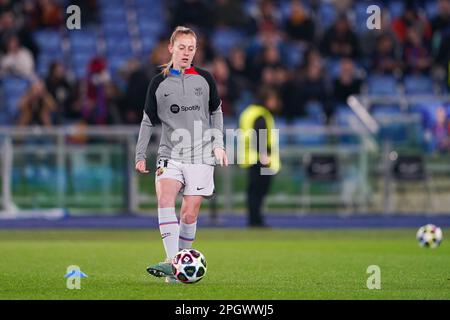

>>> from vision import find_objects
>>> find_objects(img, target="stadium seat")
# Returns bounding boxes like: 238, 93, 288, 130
33, 30, 62, 54
371, 104, 401, 116
389, 1, 405, 18
0, 113, 9, 125
135, 3, 163, 17
410, 100, 446, 128
100, 6, 127, 22
107, 53, 131, 75
37, 52, 63, 77
403, 75, 434, 94
140, 36, 157, 55
211, 29, 245, 57
274, 116, 288, 147
98, 0, 125, 8
1, 76, 30, 118
292, 118, 327, 146
304, 101, 326, 122
2, 76, 30, 96
335, 104, 355, 126
134, 0, 162, 8
326, 58, 341, 79
425, 1, 438, 18
102, 21, 129, 36
71, 52, 95, 78
354, 2, 371, 32
283, 42, 304, 68
367, 75, 398, 95
104, 35, 133, 55
69, 30, 98, 53
319, 3, 337, 28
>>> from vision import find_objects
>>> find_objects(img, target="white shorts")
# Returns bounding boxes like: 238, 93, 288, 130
155, 158, 215, 197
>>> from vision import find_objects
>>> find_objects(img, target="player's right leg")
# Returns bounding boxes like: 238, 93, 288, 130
147, 165, 184, 279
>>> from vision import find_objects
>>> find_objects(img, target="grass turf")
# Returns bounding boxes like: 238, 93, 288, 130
0, 228, 449, 300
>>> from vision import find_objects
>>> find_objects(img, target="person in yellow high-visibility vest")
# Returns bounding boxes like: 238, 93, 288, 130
238, 87, 281, 227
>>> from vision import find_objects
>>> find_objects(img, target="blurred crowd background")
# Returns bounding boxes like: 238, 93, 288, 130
0, 0, 449, 152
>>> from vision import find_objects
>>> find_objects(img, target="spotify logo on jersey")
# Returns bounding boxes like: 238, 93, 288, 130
170, 104, 200, 113
170, 104, 180, 114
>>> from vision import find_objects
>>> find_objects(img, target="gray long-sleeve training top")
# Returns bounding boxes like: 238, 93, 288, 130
135, 66, 224, 166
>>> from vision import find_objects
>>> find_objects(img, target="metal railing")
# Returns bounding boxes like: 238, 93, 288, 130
2, 91, 450, 217
0, 124, 372, 216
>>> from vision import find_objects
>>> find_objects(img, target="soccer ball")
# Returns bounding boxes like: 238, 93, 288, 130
416, 224, 443, 248
171, 249, 207, 284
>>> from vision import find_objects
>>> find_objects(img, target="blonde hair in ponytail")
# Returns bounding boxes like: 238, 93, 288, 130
161, 26, 198, 76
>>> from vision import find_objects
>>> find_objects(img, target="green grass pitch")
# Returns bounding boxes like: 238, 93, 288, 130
0, 228, 449, 300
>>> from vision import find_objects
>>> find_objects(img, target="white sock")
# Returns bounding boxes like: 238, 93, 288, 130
179, 221, 197, 250
158, 207, 179, 260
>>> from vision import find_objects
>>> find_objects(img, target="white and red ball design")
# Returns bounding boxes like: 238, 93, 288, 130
171, 249, 207, 284
416, 224, 443, 248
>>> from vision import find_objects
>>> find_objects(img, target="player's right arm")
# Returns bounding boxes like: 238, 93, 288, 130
135, 75, 162, 173
135, 112, 152, 173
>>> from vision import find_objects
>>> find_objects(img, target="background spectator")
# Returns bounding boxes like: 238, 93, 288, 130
284, 0, 315, 45
45, 61, 75, 124
120, 58, 150, 124
321, 14, 360, 60
333, 58, 362, 105
17, 79, 56, 127
403, 26, 433, 74
1, 34, 35, 78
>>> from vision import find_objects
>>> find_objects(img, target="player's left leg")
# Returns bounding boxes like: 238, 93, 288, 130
179, 195, 203, 250
179, 163, 214, 250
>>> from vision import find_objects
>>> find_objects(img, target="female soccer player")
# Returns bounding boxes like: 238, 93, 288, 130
135, 26, 228, 282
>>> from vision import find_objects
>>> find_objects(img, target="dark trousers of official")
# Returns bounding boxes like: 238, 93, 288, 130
247, 163, 272, 227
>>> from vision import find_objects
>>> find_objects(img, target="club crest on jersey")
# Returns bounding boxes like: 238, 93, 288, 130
194, 87, 203, 96
156, 167, 164, 176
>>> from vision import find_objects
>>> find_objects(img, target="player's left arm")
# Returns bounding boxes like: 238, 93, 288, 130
204, 70, 228, 167
211, 107, 228, 166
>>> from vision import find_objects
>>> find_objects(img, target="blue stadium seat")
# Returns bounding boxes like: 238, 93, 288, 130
2, 76, 30, 96
134, 0, 162, 8
403, 75, 434, 94
37, 52, 64, 77
104, 35, 133, 55
305, 101, 326, 122
0, 112, 9, 125
389, 1, 405, 18
211, 29, 245, 57
283, 42, 304, 68
71, 52, 95, 78
138, 20, 165, 35
100, 6, 127, 22
292, 118, 327, 146
140, 36, 157, 54
98, 0, 124, 8
335, 104, 355, 126
70, 30, 98, 53
354, 2, 372, 32
367, 75, 398, 95
319, 3, 337, 28
136, 3, 163, 18
371, 104, 401, 117
326, 58, 341, 79
410, 100, 446, 129
425, 1, 438, 18
1, 76, 30, 117
107, 53, 130, 74
102, 21, 129, 36
33, 30, 62, 53
274, 116, 288, 147
371, 104, 408, 142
